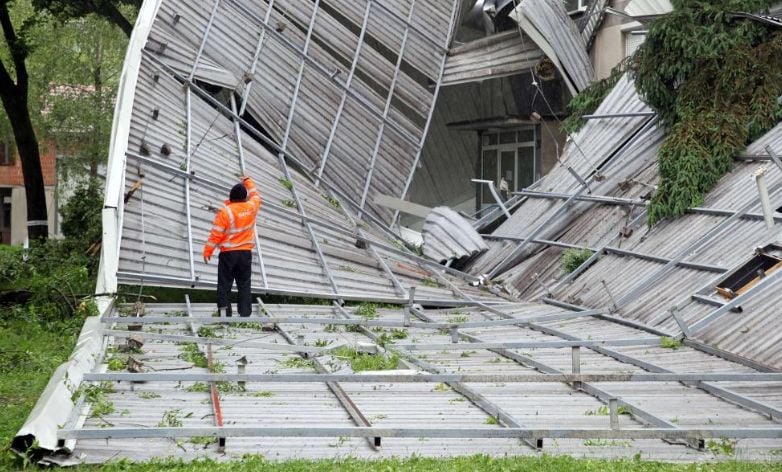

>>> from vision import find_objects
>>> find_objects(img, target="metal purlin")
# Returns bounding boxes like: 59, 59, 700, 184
230, 94, 268, 288
329, 302, 542, 451
315, 0, 372, 188
407, 306, 691, 450
261, 298, 380, 451
333, 184, 407, 298
393, 0, 460, 228
182, 0, 221, 282
226, 0, 420, 147
358, 0, 416, 217
237, 0, 276, 116
485, 117, 658, 279
273, 0, 341, 295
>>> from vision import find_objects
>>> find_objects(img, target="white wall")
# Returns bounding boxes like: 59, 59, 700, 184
10, 186, 59, 245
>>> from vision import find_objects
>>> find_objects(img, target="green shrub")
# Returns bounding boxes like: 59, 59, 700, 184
561, 248, 595, 274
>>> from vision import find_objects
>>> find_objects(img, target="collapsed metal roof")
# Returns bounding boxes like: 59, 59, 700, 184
14, 0, 782, 465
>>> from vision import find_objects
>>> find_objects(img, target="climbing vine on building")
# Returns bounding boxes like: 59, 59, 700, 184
630, 0, 782, 225
561, 60, 627, 135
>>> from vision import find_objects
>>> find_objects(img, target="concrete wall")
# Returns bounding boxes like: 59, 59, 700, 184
590, 0, 637, 79
10, 186, 58, 245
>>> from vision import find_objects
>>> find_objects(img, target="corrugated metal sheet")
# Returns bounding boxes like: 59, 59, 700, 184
442, 30, 544, 86
472, 73, 782, 370
53, 302, 781, 462
112, 0, 507, 303
137, 0, 457, 228
512, 0, 594, 94
422, 206, 488, 262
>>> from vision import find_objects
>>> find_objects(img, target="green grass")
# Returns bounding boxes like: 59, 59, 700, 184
331, 347, 399, 372
660, 337, 683, 350
9, 456, 782, 471
355, 303, 377, 320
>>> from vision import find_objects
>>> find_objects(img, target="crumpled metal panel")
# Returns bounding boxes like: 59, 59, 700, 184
143, 0, 457, 226
442, 30, 544, 85
512, 0, 594, 94
467, 74, 658, 276
421, 206, 488, 262
118, 55, 493, 302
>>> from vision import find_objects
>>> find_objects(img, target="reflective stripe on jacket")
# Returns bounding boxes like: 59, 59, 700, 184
203, 177, 262, 259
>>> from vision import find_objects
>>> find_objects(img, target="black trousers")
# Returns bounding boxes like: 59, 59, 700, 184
217, 250, 252, 317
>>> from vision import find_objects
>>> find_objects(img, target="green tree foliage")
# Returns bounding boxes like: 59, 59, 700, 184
630, 0, 782, 225
59, 181, 103, 249
561, 61, 627, 135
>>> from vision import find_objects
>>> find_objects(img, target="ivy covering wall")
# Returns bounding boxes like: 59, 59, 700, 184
630, 0, 782, 224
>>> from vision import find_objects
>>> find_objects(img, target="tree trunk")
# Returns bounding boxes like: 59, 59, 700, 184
0, 91, 48, 240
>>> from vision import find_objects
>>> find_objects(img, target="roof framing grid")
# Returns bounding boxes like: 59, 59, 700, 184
526, 316, 782, 421
408, 306, 697, 450
40, 300, 782, 461
328, 300, 543, 450
262, 299, 381, 451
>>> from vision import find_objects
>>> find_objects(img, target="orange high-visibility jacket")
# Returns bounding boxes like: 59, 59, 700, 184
203, 176, 262, 259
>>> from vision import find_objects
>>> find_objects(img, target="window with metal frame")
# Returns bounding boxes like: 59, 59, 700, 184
479, 126, 540, 208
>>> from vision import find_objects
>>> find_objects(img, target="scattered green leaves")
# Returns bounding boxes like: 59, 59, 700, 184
660, 337, 682, 350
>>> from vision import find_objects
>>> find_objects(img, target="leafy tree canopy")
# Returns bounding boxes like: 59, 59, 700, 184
630, 0, 782, 224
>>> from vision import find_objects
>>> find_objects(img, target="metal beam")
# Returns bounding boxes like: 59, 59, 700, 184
393, 0, 460, 226
84, 372, 782, 384
58, 426, 782, 441
238, 0, 276, 115
515, 189, 782, 223
101, 309, 600, 330
315, 0, 372, 186
483, 234, 726, 273
189, 0, 221, 82
230, 94, 268, 288
358, 0, 416, 216
226, 0, 421, 147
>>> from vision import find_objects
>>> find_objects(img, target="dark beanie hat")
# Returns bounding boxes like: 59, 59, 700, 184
229, 183, 247, 202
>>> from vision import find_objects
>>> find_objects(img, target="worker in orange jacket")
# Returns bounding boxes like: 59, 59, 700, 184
203, 176, 261, 317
